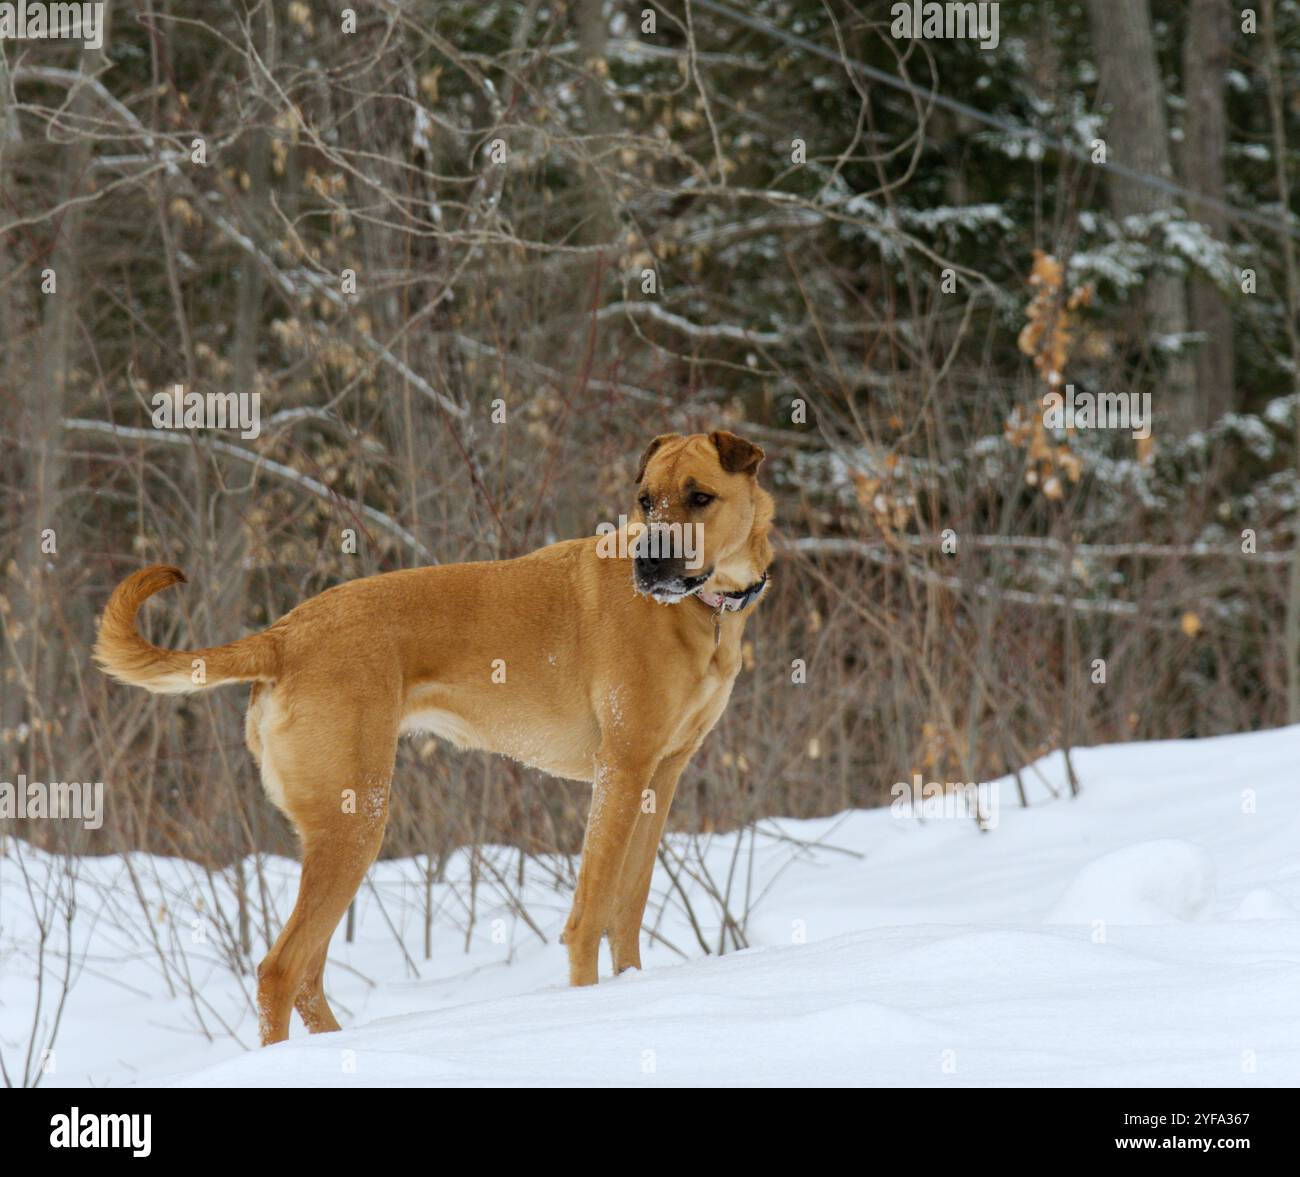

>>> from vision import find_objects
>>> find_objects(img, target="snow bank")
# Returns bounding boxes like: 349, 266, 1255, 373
2, 725, 1299, 1087
1044, 839, 1216, 926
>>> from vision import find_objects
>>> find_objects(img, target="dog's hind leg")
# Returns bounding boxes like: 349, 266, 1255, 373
294, 942, 341, 1034
257, 786, 391, 1044
255, 714, 397, 1046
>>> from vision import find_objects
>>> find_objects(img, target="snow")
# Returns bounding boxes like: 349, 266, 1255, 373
1233, 889, 1298, 921
1043, 840, 1216, 926
3, 726, 1299, 1087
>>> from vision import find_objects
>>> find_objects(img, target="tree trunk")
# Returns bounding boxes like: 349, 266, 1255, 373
1261, 0, 1300, 723
1085, 0, 1195, 431
575, 0, 617, 250
1182, 0, 1235, 425
8, 10, 111, 765
0, 47, 31, 748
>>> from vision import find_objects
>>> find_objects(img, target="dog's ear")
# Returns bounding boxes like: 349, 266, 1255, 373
709, 430, 765, 476
636, 434, 678, 483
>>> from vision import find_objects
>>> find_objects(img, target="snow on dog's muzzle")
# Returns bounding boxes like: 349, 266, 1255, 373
633, 556, 710, 602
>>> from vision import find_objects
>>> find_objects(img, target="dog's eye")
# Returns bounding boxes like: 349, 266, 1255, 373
638, 494, 654, 512
689, 492, 715, 508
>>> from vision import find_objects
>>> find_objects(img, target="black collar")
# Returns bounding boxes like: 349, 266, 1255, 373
695, 571, 770, 613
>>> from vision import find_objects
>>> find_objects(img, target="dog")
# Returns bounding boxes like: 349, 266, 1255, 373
95, 429, 774, 1045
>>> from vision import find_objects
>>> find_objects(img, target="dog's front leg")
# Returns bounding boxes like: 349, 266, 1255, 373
564, 755, 648, 986
608, 747, 695, 975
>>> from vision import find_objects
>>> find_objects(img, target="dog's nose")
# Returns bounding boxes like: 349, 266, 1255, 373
635, 555, 668, 578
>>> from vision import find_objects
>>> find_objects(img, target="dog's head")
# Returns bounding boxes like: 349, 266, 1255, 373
631, 430, 774, 603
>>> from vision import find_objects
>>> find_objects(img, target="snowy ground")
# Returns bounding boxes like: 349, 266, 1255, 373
3, 726, 1299, 1087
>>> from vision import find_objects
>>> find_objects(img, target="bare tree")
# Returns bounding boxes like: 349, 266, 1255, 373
1085, 0, 1194, 428
1261, 0, 1300, 722
1182, 0, 1235, 424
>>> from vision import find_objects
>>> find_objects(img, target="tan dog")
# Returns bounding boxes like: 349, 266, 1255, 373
95, 430, 774, 1045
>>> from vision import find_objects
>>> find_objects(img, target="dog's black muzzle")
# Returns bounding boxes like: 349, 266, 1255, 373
633, 556, 710, 600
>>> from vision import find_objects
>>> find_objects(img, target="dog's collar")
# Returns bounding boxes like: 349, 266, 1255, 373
695, 572, 770, 613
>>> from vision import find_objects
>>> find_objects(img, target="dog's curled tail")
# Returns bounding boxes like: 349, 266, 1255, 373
94, 565, 280, 695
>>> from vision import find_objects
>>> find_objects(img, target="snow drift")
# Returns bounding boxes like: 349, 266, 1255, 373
2, 726, 1298, 1087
